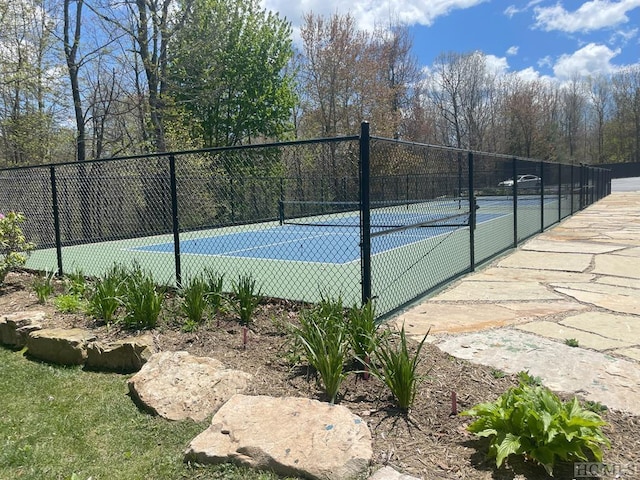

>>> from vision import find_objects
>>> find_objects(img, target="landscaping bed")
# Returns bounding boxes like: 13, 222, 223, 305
2, 270, 640, 479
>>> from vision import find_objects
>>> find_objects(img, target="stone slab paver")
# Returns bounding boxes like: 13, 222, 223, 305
522, 238, 624, 254
596, 276, 640, 289
515, 321, 634, 350
496, 250, 593, 272
560, 312, 640, 343
611, 246, 640, 258
398, 304, 523, 338
593, 254, 640, 279
613, 347, 640, 362
436, 329, 640, 415
434, 280, 564, 301
471, 267, 594, 284
553, 284, 640, 315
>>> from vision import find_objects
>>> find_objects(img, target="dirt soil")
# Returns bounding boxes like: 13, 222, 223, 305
2, 270, 640, 480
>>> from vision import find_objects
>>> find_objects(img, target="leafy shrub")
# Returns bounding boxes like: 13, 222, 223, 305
230, 274, 261, 326
32, 271, 55, 304
369, 324, 429, 412
54, 294, 84, 313
293, 297, 349, 404
0, 211, 34, 284
86, 264, 128, 324
121, 266, 163, 329
179, 274, 209, 327
461, 377, 611, 476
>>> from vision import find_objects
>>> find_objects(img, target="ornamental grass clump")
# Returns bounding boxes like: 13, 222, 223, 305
204, 269, 224, 315
347, 299, 380, 375
32, 271, 55, 304
461, 376, 611, 476
86, 264, 128, 324
230, 274, 261, 326
368, 324, 429, 412
179, 274, 209, 327
293, 297, 349, 404
121, 265, 163, 329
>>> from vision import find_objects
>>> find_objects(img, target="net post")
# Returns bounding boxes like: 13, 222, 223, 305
359, 121, 372, 305
49, 165, 64, 277
278, 199, 284, 225
467, 151, 475, 273
168, 154, 182, 288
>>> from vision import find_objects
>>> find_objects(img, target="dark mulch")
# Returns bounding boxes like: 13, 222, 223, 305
2, 270, 639, 479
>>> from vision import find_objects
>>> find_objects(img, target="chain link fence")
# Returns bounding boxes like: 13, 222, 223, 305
0, 123, 611, 319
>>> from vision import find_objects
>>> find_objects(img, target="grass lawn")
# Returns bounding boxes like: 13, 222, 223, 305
0, 347, 291, 480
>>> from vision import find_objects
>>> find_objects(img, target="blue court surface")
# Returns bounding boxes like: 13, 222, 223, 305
135, 212, 503, 264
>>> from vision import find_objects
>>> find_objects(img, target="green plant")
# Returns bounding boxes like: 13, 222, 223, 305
565, 338, 580, 347
204, 269, 225, 314
32, 271, 55, 304
54, 294, 84, 313
0, 211, 34, 284
64, 269, 87, 297
347, 299, 380, 372
369, 324, 429, 412
121, 266, 163, 329
179, 275, 209, 326
461, 380, 611, 476
491, 368, 506, 379
517, 370, 542, 386
293, 297, 349, 403
584, 400, 608, 413
230, 274, 261, 326
86, 265, 128, 324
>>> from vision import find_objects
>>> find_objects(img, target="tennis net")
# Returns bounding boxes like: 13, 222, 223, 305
278, 198, 472, 231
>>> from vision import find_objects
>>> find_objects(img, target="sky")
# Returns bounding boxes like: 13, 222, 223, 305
260, 0, 640, 81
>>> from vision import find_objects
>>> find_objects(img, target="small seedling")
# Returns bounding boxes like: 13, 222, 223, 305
565, 338, 580, 347
490, 368, 506, 379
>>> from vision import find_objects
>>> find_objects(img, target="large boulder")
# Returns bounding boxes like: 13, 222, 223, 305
0, 311, 45, 348
127, 351, 252, 421
26, 327, 96, 365
185, 394, 373, 480
86, 334, 155, 373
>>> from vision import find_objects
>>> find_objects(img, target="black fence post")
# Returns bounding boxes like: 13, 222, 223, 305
359, 121, 372, 305
539, 161, 545, 232
512, 157, 518, 248
468, 151, 475, 272
558, 162, 562, 221
570, 164, 575, 213
168, 154, 182, 287
49, 166, 64, 277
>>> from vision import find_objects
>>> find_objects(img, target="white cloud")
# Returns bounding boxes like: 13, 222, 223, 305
485, 54, 509, 75
552, 43, 621, 78
506, 45, 519, 56
261, 0, 488, 32
534, 0, 640, 33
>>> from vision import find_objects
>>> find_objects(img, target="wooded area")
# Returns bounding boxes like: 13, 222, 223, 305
1, 0, 639, 168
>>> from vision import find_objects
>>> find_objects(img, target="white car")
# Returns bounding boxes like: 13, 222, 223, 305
498, 174, 541, 189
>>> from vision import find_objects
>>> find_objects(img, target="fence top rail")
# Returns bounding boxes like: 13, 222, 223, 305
370, 136, 612, 171
0, 134, 361, 174
0, 129, 611, 174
